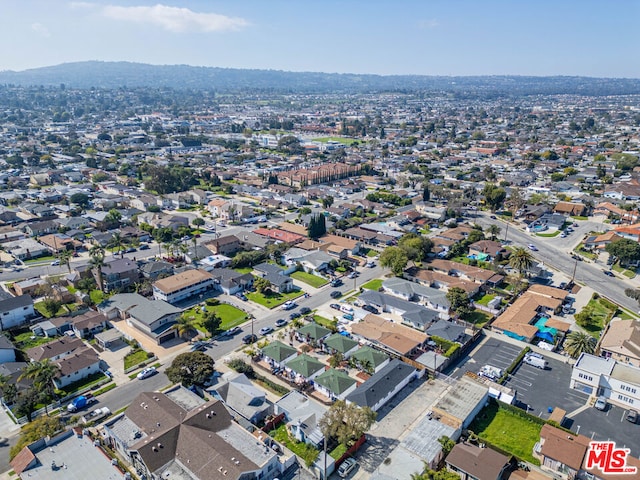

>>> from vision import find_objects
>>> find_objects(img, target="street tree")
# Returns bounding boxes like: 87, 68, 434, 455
605, 238, 640, 267
89, 245, 106, 292
202, 311, 222, 337
318, 400, 376, 447
165, 352, 215, 387
380, 246, 408, 276
482, 184, 507, 212
487, 224, 501, 240
509, 247, 534, 276
322, 196, 334, 209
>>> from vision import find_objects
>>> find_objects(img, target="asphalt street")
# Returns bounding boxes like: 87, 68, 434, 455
474, 213, 637, 312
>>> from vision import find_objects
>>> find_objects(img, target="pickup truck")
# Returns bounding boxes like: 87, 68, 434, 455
81, 407, 111, 424
67, 394, 97, 413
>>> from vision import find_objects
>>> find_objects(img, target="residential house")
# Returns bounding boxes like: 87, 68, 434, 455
205, 235, 242, 256
103, 389, 281, 480
210, 371, 271, 425
382, 277, 451, 318
13, 278, 46, 297
261, 341, 298, 369
95, 258, 140, 292
26, 336, 86, 362
0, 334, 16, 363
428, 259, 504, 287
284, 353, 326, 382
0, 294, 35, 331
23, 220, 59, 237
53, 346, 102, 389
313, 368, 357, 401
553, 201, 588, 217
283, 248, 332, 274
4, 238, 49, 260
468, 240, 508, 260
445, 442, 511, 480
583, 231, 624, 251
345, 359, 418, 412
600, 319, 640, 367
274, 390, 327, 448
537, 424, 591, 480
351, 346, 390, 374
358, 290, 441, 331
296, 323, 332, 345
322, 333, 359, 359
405, 267, 481, 297
210, 268, 254, 295
99, 293, 182, 344
351, 313, 429, 356
139, 259, 174, 280
427, 320, 467, 344
152, 269, 215, 304
70, 311, 109, 339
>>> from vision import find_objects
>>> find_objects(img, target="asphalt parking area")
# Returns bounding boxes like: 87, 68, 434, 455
567, 403, 640, 457
450, 337, 522, 379
503, 356, 588, 418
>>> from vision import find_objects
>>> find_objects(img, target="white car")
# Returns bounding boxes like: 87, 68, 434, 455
338, 458, 357, 478
259, 326, 274, 336
527, 244, 538, 251
137, 367, 157, 380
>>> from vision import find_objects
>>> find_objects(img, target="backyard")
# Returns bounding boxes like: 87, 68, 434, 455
577, 295, 617, 337
247, 289, 304, 309
463, 310, 493, 328
269, 424, 319, 467
312, 314, 337, 330
12, 330, 56, 349
468, 401, 542, 464
291, 270, 328, 288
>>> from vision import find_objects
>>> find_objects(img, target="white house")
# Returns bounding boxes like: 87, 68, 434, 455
0, 335, 16, 363
53, 347, 102, 389
0, 294, 35, 331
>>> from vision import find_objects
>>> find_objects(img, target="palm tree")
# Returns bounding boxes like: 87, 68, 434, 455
19, 360, 60, 413
108, 232, 124, 258
175, 314, 196, 339
58, 249, 73, 273
564, 331, 597, 358
89, 244, 106, 293
509, 247, 534, 276
487, 224, 501, 241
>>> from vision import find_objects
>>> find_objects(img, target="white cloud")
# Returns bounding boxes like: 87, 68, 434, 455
418, 19, 439, 29
31, 23, 51, 37
69, 2, 96, 9
100, 4, 249, 33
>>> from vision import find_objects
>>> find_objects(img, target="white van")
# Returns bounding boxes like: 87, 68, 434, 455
523, 354, 548, 369
340, 304, 354, 314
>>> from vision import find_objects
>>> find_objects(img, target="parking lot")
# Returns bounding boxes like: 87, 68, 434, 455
503, 356, 588, 418
568, 403, 640, 457
450, 337, 522, 379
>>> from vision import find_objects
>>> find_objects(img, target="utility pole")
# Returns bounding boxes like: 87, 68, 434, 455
571, 257, 578, 283
504, 220, 509, 242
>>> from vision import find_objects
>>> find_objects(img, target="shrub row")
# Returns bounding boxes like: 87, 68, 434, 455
498, 346, 530, 384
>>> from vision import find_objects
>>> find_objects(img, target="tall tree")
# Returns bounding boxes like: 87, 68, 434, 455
487, 224, 501, 241
18, 360, 60, 413
165, 352, 215, 387
509, 247, 534, 277
482, 184, 507, 212
176, 314, 196, 339
564, 331, 597, 358
380, 246, 409, 276
318, 400, 376, 447
446, 287, 472, 317
605, 238, 640, 267
89, 245, 106, 293
202, 311, 222, 337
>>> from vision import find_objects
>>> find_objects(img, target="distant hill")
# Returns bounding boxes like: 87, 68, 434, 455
1, 61, 640, 96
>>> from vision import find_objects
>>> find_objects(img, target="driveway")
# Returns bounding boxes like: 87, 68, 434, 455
449, 336, 523, 379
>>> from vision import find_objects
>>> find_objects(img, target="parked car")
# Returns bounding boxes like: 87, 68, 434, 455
571, 254, 582, 261
330, 290, 342, 299
594, 396, 608, 411
603, 270, 615, 277
275, 318, 288, 328
527, 244, 538, 251
282, 301, 297, 310
139, 244, 150, 250
259, 326, 274, 336
342, 313, 354, 321
330, 279, 343, 287
235, 292, 248, 301
330, 303, 341, 310
626, 409, 638, 423
125, 247, 137, 253
51, 259, 60, 266
362, 304, 379, 314
348, 271, 358, 279
366, 262, 376, 268
242, 334, 258, 344
137, 367, 157, 380
300, 307, 312, 315
289, 312, 301, 320
67, 394, 96, 412
338, 458, 357, 478
223, 326, 242, 337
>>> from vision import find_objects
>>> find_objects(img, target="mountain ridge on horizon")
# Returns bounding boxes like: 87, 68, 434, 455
1, 60, 639, 96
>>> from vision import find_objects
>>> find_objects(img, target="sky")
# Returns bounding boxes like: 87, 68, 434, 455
1, 0, 638, 78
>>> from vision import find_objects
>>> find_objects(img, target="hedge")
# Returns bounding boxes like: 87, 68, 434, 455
498, 346, 530, 384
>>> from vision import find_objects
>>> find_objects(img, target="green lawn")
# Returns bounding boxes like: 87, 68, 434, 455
269, 424, 319, 467
24, 255, 56, 264
247, 289, 304, 309
468, 402, 542, 464
361, 279, 383, 290
12, 331, 56, 349
34, 301, 70, 318
580, 297, 616, 337
366, 249, 378, 258
612, 263, 636, 279
313, 314, 337, 330
124, 349, 150, 370
234, 267, 254, 275
475, 293, 496, 306
463, 310, 493, 328
571, 216, 589, 221
330, 443, 348, 460
90, 289, 106, 305
536, 230, 561, 237
291, 271, 328, 288
574, 244, 597, 260
311, 136, 360, 146
183, 303, 248, 333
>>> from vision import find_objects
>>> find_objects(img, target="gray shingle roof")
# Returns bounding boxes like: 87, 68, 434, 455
345, 359, 416, 410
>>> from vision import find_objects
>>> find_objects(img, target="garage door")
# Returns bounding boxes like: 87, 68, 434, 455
159, 331, 177, 344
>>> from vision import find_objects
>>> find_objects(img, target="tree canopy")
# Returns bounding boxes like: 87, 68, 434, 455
318, 400, 376, 447
482, 183, 507, 211
166, 352, 215, 387
605, 238, 640, 267
380, 246, 408, 276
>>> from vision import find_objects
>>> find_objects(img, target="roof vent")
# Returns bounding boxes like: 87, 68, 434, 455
218, 467, 223, 472
223, 471, 228, 476
152, 446, 158, 452
157, 443, 163, 448
210, 410, 216, 416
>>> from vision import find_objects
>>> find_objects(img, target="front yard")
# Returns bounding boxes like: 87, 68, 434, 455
247, 289, 304, 309
12, 330, 56, 349
291, 270, 328, 288
361, 279, 383, 291
468, 401, 542, 465
183, 302, 248, 332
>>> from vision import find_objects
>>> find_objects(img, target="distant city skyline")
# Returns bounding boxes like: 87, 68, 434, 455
1, 0, 638, 78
